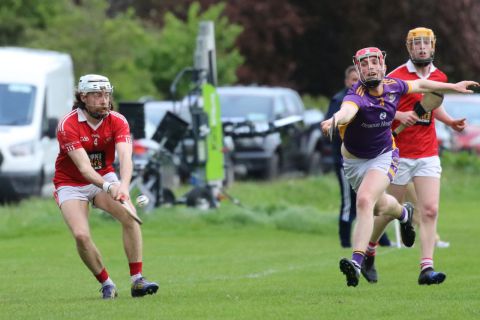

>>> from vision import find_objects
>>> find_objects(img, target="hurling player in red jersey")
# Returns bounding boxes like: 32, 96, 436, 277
361, 28, 467, 285
53, 74, 158, 299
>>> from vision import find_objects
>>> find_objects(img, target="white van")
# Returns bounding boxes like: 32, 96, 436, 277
0, 47, 74, 200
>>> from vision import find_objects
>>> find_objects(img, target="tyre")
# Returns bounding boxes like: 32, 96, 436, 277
306, 151, 323, 176
185, 186, 216, 209
161, 188, 176, 206
264, 153, 280, 180
149, 180, 176, 207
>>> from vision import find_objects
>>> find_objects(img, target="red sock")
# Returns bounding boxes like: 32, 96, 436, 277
129, 262, 143, 276
365, 242, 378, 256
420, 258, 433, 271
95, 268, 109, 283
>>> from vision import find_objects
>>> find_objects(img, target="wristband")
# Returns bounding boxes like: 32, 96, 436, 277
102, 181, 113, 193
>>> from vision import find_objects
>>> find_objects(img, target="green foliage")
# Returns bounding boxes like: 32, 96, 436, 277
23, 0, 159, 101
8, 0, 244, 102
0, 0, 68, 45
441, 151, 480, 174
301, 94, 330, 112
151, 2, 244, 97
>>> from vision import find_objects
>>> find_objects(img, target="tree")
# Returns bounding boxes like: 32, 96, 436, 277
0, 0, 68, 45
24, 0, 159, 101
149, 2, 244, 97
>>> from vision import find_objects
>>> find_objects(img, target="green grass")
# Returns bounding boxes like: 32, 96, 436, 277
1, 168, 479, 319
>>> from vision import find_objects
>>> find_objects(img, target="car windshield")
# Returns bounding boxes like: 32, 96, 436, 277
0, 83, 36, 125
443, 99, 480, 126
220, 95, 274, 122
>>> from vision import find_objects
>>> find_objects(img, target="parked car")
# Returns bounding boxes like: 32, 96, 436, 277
441, 94, 480, 154
434, 120, 453, 154
218, 86, 329, 179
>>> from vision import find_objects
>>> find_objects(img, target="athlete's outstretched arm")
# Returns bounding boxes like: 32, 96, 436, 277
407, 79, 479, 94
321, 102, 358, 135
434, 105, 466, 132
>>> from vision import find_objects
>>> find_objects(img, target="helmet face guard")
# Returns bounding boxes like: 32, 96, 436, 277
77, 74, 113, 120
406, 27, 436, 66
353, 47, 386, 89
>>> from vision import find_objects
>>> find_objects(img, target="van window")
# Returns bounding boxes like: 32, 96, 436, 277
0, 83, 36, 125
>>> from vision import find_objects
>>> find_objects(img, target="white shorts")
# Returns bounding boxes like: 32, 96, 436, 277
392, 156, 441, 186
343, 149, 399, 192
54, 172, 119, 207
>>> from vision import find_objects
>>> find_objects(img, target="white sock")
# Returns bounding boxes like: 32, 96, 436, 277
131, 273, 143, 282
102, 277, 115, 287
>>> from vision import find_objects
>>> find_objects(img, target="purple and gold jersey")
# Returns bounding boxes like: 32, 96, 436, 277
340, 77, 410, 159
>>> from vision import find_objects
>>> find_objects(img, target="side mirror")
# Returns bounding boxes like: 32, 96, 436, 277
45, 117, 58, 139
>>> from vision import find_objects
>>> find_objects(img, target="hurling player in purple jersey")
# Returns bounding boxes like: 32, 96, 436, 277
321, 47, 477, 287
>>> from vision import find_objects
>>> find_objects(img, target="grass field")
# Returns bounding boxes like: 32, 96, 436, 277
1, 166, 479, 319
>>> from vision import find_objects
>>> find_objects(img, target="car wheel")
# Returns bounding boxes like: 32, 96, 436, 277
161, 188, 176, 207
185, 186, 215, 209
307, 151, 323, 176
33, 169, 45, 197
264, 153, 280, 180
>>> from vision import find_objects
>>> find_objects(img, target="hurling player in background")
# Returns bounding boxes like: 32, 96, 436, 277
361, 28, 468, 285
321, 46, 477, 287
53, 74, 158, 299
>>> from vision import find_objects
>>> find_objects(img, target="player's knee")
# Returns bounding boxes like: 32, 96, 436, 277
119, 215, 138, 229
356, 195, 374, 212
74, 232, 92, 248
421, 204, 438, 220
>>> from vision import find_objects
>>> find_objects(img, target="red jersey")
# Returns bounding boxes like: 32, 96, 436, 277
388, 60, 447, 158
53, 108, 131, 188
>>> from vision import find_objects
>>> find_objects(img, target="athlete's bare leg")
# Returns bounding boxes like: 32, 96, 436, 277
412, 176, 440, 261
93, 193, 143, 263
369, 183, 408, 243
353, 170, 401, 252
61, 199, 104, 274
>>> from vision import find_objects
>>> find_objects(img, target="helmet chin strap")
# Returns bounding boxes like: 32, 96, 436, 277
411, 58, 433, 67
363, 79, 381, 88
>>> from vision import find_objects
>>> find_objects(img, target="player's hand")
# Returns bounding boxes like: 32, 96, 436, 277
107, 183, 121, 199
114, 183, 130, 202
450, 118, 467, 132
397, 111, 419, 127
453, 81, 479, 93
321, 118, 333, 136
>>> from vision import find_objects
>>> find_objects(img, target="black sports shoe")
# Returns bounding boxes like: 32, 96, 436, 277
400, 202, 416, 247
418, 268, 446, 285
361, 255, 378, 283
339, 258, 360, 287
131, 277, 159, 297
100, 284, 118, 299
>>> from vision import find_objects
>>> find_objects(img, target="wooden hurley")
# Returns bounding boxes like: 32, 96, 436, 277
393, 92, 444, 137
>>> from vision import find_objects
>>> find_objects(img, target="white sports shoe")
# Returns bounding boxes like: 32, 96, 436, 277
436, 240, 450, 248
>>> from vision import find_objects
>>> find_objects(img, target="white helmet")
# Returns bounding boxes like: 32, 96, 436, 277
78, 74, 113, 93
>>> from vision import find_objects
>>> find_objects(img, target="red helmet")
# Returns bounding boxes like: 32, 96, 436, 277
352, 47, 386, 88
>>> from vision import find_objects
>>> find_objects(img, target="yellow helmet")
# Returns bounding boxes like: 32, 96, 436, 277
406, 27, 436, 66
